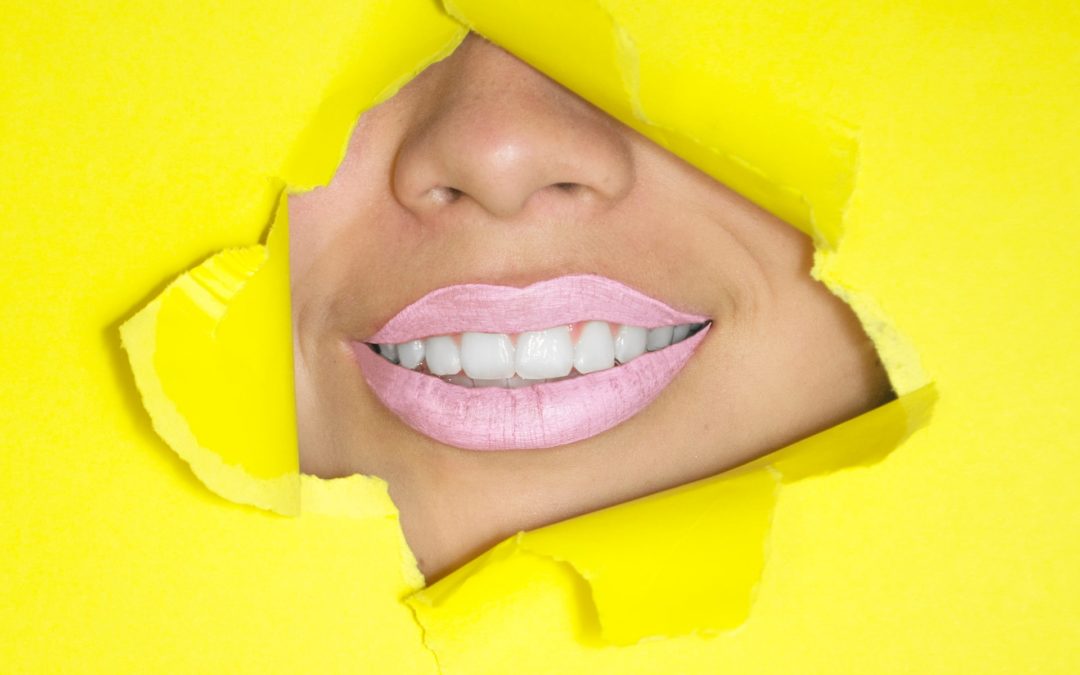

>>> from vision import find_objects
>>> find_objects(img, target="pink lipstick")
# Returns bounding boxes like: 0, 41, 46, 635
352, 274, 710, 450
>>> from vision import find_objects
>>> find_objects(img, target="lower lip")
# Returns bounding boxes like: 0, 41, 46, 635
351, 325, 710, 451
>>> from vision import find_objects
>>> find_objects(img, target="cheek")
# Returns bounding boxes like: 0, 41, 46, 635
288, 107, 412, 300
288, 191, 386, 301
287, 194, 330, 284
297, 208, 469, 351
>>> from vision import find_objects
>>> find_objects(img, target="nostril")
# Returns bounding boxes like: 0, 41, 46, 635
389, 36, 637, 223
553, 182, 587, 195
430, 186, 465, 205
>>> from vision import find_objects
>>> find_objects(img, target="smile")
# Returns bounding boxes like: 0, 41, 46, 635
352, 275, 711, 450
368, 319, 708, 387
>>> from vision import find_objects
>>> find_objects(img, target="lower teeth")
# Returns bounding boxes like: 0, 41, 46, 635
440, 372, 580, 389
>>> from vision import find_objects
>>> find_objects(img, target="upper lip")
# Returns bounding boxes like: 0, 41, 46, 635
365, 274, 709, 343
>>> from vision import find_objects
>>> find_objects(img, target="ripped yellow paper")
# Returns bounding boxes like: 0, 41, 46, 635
410, 384, 935, 646
113, 0, 934, 646
4, 0, 1078, 673
120, 197, 299, 514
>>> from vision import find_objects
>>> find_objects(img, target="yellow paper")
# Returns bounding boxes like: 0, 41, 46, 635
3, 1, 1078, 673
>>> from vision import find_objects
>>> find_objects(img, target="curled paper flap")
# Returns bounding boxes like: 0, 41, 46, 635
121, 195, 300, 514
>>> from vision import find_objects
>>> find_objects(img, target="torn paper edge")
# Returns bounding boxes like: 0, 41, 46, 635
813, 249, 930, 396
119, 244, 301, 516
406, 384, 937, 646
300, 473, 427, 593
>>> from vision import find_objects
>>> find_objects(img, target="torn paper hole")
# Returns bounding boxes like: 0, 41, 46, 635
119, 16, 935, 655
285, 30, 934, 644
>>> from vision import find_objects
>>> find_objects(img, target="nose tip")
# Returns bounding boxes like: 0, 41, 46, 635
392, 36, 634, 221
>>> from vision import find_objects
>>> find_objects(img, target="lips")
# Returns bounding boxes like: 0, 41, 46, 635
352, 274, 710, 451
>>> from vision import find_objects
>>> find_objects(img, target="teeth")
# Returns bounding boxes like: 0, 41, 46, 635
424, 335, 461, 375
461, 332, 515, 379
613, 324, 647, 364
472, 378, 509, 387
397, 339, 424, 369
515, 326, 574, 379
377, 320, 708, 385
646, 325, 674, 352
443, 375, 543, 389
377, 343, 399, 364
574, 320, 615, 374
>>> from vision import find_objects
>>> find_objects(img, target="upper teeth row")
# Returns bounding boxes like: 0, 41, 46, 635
373, 321, 704, 382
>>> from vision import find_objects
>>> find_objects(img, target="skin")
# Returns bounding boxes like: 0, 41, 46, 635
289, 35, 893, 581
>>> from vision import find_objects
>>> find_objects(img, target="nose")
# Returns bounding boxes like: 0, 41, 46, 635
392, 36, 634, 221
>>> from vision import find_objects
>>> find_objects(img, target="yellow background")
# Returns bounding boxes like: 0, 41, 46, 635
3, 0, 1078, 672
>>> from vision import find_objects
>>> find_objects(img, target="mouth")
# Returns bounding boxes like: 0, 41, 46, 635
351, 274, 711, 451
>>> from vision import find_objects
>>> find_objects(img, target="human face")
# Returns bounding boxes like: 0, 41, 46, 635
289, 34, 892, 579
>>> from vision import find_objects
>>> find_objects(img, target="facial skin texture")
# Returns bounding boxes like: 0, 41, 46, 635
290, 34, 893, 580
